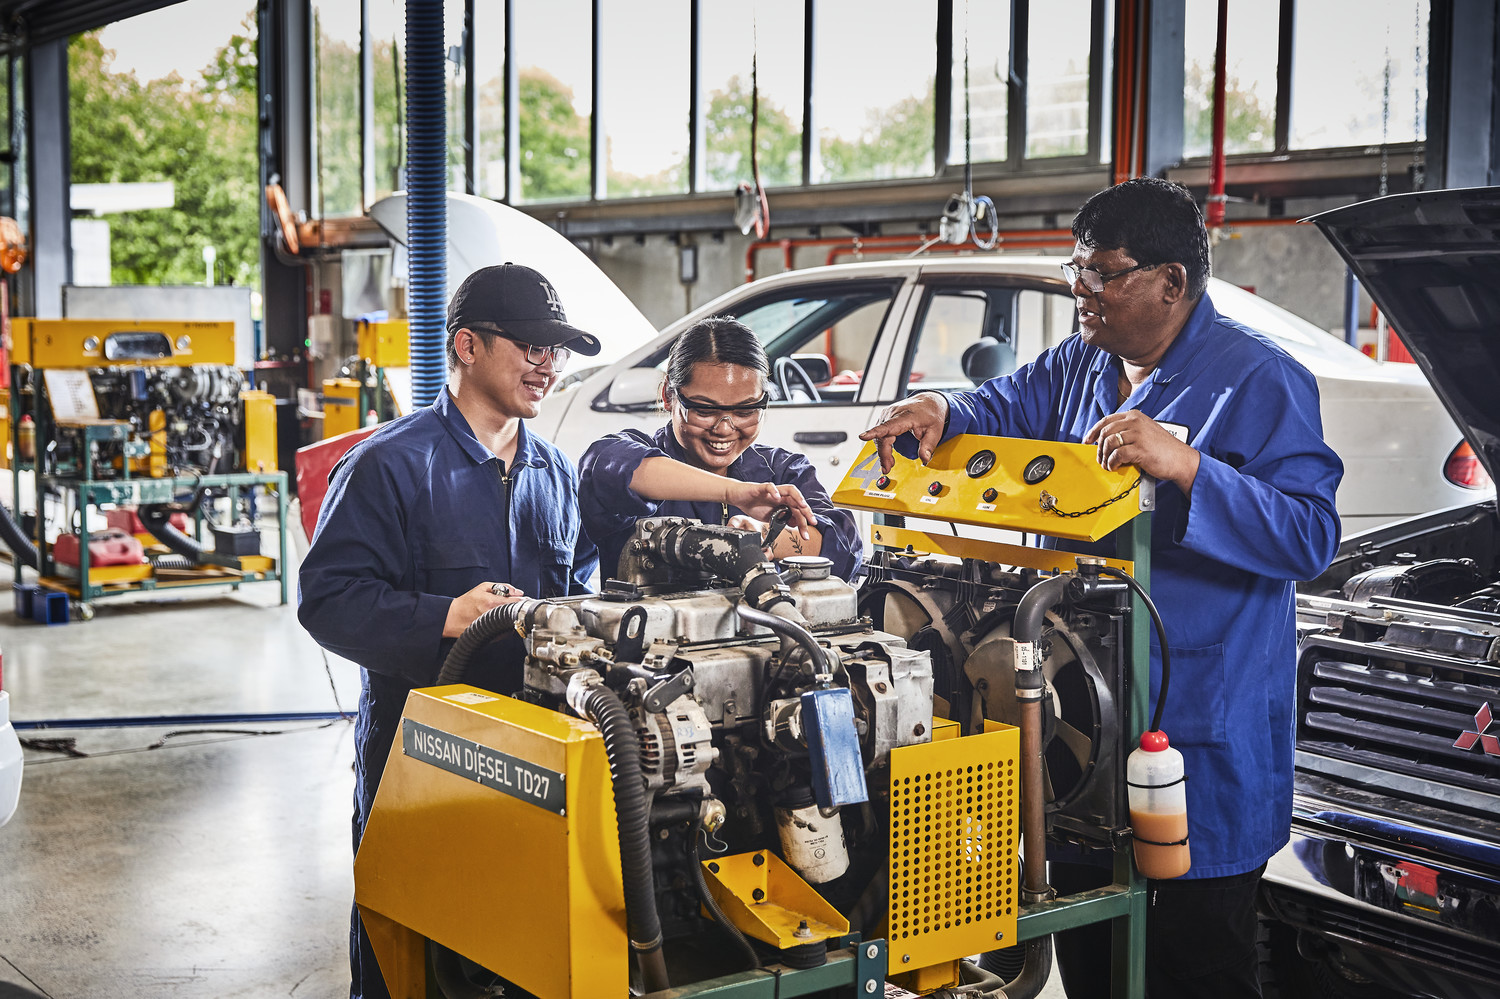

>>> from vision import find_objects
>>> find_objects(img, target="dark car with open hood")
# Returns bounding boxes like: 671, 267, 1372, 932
1260, 187, 1500, 999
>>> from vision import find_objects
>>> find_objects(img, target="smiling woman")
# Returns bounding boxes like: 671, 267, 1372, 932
577, 317, 864, 583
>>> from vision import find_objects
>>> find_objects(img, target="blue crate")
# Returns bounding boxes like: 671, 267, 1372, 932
33, 590, 69, 626
12, 582, 37, 620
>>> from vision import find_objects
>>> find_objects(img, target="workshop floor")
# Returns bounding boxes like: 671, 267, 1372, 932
0, 541, 1068, 999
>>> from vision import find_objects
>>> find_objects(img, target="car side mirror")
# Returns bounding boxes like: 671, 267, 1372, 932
791, 353, 832, 384
607, 367, 666, 410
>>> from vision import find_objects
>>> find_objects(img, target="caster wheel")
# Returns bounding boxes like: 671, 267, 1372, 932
73, 602, 95, 621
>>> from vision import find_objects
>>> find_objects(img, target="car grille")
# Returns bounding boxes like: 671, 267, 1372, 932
1297, 634, 1500, 809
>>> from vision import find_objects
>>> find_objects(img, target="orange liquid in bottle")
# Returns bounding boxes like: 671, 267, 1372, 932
1130, 810, 1190, 879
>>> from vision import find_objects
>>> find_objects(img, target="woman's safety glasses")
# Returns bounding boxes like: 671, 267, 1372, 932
675, 394, 770, 428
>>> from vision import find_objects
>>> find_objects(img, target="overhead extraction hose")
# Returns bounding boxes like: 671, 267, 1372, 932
139, 504, 241, 570
436, 598, 540, 686
405, 0, 447, 408
570, 680, 670, 993
0, 502, 37, 568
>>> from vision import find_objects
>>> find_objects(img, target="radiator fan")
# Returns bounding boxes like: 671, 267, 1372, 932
860, 578, 1125, 841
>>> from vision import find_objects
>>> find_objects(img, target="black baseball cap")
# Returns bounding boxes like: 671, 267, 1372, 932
446, 262, 602, 356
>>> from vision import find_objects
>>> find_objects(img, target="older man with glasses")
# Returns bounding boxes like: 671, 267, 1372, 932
861, 178, 1343, 998
298, 262, 603, 999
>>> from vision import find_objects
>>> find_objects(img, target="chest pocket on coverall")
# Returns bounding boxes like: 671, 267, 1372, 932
417, 538, 489, 596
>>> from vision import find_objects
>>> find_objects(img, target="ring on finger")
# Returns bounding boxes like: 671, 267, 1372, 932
1111, 432, 1125, 449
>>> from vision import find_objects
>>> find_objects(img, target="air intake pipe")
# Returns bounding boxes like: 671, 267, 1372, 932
436, 598, 541, 686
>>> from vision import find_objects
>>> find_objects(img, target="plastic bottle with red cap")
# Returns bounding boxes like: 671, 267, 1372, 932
1127, 729, 1190, 878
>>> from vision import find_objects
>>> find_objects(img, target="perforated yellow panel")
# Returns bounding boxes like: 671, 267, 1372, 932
886, 726, 1020, 973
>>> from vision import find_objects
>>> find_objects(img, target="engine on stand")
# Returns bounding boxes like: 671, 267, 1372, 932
66, 364, 249, 477
513, 518, 935, 950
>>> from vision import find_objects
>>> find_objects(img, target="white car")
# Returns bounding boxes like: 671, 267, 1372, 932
535, 256, 1479, 538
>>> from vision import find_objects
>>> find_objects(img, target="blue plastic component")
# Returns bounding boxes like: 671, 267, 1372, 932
35, 591, 69, 626
801, 687, 868, 809
13, 583, 36, 620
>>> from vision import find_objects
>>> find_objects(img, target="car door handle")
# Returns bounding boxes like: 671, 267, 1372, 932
794, 431, 847, 446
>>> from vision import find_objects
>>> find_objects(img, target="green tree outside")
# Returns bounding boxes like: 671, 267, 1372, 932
69, 16, 261, 287
1183, 61, 1275, 157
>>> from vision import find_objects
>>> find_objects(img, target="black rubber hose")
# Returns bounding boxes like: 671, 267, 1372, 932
976, 936, 1053, 999
139, 504, 241, 570
1099, 567, 1173, 733
734, 603, 828, 674
581, 684, 670, 993
436, 599, 537, 686
692, 831, 761, 971
0, 501, 37, 568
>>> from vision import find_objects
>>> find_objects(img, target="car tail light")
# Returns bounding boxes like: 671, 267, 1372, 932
1444, 441, 1493, 490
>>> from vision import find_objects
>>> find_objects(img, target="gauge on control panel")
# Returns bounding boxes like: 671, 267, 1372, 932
965, 449, 996, 478
1023, 455, 1056, 485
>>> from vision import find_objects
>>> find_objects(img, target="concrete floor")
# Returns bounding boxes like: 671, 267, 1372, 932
0, 539, 1068, 999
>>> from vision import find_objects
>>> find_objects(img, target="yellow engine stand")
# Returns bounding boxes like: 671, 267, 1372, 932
355, 686, 628, 999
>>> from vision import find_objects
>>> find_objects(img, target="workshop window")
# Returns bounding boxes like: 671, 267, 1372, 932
474, 2, 506, 200
600, 0, 689, 198
513, 0, 593, 203
811, 0, 937, 184
313, 0, 362, 217
1025, 0, 1091, 158
699, 0, 805, 191
949, 0, 1011, 165
1289, 0, 1428, 149
369, 0, 468, 203
1183, 0, 1278, 158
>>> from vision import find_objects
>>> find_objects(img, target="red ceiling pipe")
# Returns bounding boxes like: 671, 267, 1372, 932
1206, 0, 1229, 228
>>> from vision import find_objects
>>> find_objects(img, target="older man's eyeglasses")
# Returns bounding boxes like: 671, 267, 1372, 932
468, 324, 572, 372
1061, 260, 1160, 293
676, 394, 770, 428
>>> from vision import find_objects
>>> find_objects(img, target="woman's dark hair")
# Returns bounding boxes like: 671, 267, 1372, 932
1072, 177, 1211, 300
664, 317, 770, 397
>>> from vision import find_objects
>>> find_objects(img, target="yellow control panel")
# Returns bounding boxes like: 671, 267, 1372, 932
12, 319, 235, 368
832, 434, 1154, 542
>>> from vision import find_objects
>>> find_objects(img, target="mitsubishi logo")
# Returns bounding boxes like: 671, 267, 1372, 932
1454, 702, 1500, 757
541, 280, 565, 319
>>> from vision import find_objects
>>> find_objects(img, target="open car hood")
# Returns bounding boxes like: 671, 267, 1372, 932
1308, 187, 1500, 485
369, 192, 659, 369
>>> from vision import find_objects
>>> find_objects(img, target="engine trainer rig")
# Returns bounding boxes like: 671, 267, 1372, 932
355, 433, 1154, 998
4, 319, 288, 614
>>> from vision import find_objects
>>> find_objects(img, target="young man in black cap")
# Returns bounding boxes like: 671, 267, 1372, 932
298, 262, 603, 999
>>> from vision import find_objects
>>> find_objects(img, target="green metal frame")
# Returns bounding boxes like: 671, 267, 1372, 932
14, 467, 289, 607
7, 363, 290, 610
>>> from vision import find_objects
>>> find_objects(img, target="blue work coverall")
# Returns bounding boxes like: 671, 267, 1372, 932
297, 389, 597, 999
578, 425, 864, 582
924, 293, 1342, 878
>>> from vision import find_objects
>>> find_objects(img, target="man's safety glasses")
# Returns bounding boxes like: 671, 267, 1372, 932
676, 394, 770, 428
1061, 260, 1160, 293
468, 324, 572, 372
